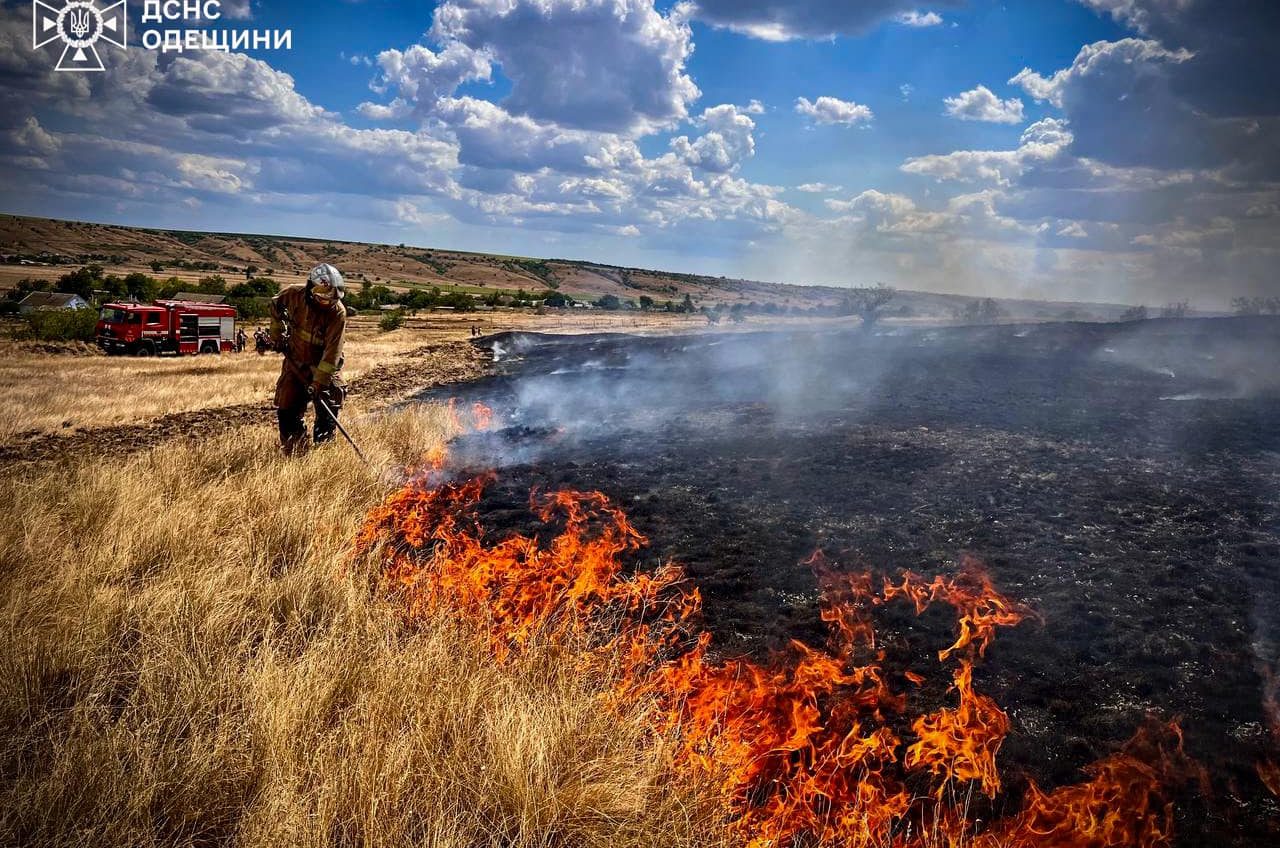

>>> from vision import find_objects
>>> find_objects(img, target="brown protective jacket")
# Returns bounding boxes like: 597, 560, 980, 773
270, 286, 347, 389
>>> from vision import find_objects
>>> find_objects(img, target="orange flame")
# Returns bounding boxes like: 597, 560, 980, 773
906, 659, 1009, 799
982, 720, 1206, 848
355, 475, 1204, 847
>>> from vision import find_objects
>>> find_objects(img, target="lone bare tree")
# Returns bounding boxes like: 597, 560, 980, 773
842, 284, 896, 329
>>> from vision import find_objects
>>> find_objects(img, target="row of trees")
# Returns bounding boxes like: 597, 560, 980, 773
1120, 298, 1280, 320
1118, 302, 1190, 321
2, 268, 283, 328
1232, 296, 1280, 316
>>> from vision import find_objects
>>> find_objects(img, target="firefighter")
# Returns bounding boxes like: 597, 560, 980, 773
235, 327, 247, 353
270, 264, 348, 456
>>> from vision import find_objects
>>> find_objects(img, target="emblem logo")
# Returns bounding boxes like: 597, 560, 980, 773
33, 0, 128, 72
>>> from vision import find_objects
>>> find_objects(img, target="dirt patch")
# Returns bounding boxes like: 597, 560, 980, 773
0, 340, 490, 468
350, 341, 491, 401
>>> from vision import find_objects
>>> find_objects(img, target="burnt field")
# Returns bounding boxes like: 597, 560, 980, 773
423, 316, 1280, 846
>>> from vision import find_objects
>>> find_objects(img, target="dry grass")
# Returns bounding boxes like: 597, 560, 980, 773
0, 407, 723, 848
0, 319, 450, 439
0, 310, 738, 442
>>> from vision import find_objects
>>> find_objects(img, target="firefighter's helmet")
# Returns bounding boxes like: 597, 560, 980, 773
306, 264, 346, 306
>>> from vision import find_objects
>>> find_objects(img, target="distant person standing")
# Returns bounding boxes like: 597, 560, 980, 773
270, 264, 348, 456
235, 327, 247, 353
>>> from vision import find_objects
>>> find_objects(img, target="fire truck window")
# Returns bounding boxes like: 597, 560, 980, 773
127, 313, 143, 324
146, 312, 163, 324
101, 308, 127, 322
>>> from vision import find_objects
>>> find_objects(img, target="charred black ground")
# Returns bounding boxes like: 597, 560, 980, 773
420, 317, 1280, 846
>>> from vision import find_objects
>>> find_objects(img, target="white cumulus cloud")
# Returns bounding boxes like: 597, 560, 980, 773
1009, 38, 1193, 109
896, 11, 943, 27
682, 0, 961, 41
430, 0, 699, 134
795, 96, 873, 127
796, 182, 843, 193
944, 85, 1025, 124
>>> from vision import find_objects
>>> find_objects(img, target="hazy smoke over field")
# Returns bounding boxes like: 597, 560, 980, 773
440, 328, 905, 469
1100, 319, 1280, 400
433, 318, 1280, 475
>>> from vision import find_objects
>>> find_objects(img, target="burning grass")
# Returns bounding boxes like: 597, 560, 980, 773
356, 470, 1209, 848
0, 395, 1235, 848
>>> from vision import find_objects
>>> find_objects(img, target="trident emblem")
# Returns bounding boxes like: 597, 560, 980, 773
68, 5, 91, 38
32, 0, 128, 72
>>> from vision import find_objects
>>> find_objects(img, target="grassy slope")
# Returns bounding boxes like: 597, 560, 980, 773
0, 407, 722, 847
0, 213, 836, 309
0, 214, 1141, 318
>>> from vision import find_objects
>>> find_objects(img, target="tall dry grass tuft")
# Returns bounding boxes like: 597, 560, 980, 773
0, 407, 724, 848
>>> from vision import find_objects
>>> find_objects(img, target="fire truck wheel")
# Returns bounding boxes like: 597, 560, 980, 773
200, 341, 219, 355
134, 344, 155, 357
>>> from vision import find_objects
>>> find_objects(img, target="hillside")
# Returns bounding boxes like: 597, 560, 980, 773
0, 214, 1141, 320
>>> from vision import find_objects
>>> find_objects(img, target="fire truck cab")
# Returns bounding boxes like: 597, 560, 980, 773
96, 300, 238, 356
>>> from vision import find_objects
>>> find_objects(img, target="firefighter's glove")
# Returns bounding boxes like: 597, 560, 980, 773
307, 384, 317, 399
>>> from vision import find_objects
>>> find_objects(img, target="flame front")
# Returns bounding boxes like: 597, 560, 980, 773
355, 475, 1202, 847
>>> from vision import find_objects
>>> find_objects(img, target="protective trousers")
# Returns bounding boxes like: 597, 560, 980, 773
275, 366, 345, 456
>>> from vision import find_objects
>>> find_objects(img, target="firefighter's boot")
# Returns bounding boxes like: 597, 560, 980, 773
278, 408, 309, 457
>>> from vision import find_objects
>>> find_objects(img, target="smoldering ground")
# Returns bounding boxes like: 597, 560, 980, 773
421, 316, 1280, 846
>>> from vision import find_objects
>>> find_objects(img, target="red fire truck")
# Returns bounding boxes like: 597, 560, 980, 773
95, 300, 239, 356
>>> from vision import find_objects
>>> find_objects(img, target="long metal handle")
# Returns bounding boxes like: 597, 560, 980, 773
315, 394, 370, 467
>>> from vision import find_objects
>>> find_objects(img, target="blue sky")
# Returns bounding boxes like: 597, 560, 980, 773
2, 1, 1277, 306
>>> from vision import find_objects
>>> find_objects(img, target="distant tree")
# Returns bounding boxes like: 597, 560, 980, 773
964, 297, 1005, 324
841, 284, 896, 329
639, 294, 654, 310
1120, 305, 1149, 321
543, 291, 570, 308
7, 277, 52, 301
198, 275, 227, 295
681, 293, 695, 313
379, 309, 405, 332
1233, 296, 1264, 316
157, 276, 185, 299
123, 272, 159, 303
597, 293, 622, 310
226, 277, 279, 318
980, 298, 1005, 323
56, 265, 106, 301
149, 260, 165, 273
1160, 301, 1189, 319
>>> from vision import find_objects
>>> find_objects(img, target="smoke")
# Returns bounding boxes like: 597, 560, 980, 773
427, 328, 911, 470
1098, 316, 1280, 400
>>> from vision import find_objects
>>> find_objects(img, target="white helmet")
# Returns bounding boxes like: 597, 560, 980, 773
307, 263, 345, 305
